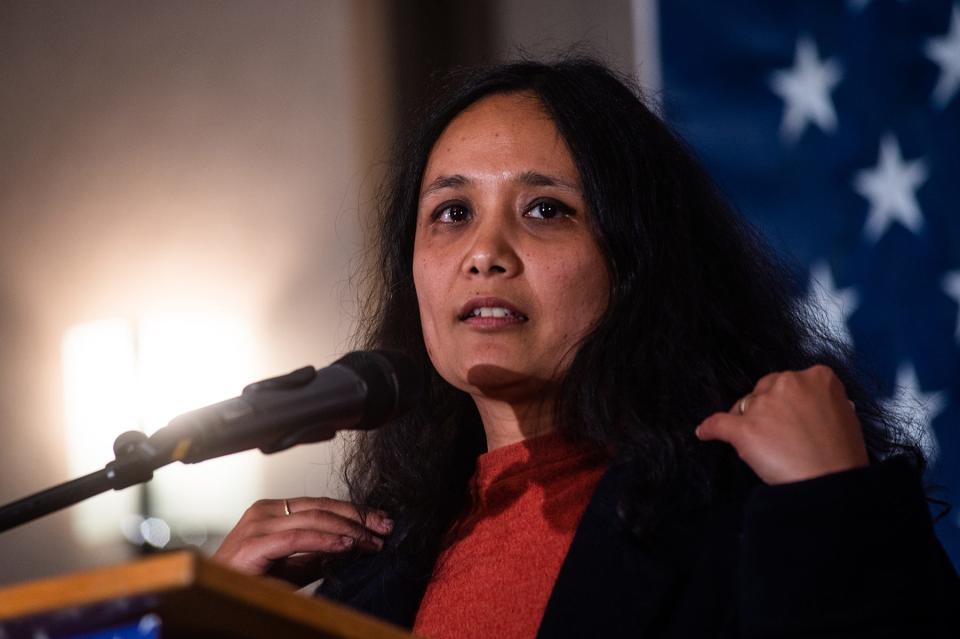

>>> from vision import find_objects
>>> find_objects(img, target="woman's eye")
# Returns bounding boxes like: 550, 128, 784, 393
526, 199, 571, 220
434, 204, 471, 223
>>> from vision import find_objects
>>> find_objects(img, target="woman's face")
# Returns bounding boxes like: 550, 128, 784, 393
413, 92, 609, 401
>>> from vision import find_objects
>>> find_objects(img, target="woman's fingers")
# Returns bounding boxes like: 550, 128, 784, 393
694, 365, 868, 485
224, 528, 361, 576
255, 508, 386, 550
211, 496, 394, 579
283, 497, 394, 534
695, 412, 739, 446
240, 497, 385, 523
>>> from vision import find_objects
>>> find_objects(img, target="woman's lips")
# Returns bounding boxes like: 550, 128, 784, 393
458, 297, 529, 328
462, 313, 527, 328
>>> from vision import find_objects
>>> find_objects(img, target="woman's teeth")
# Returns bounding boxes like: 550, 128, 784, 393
471, 307, 516, 318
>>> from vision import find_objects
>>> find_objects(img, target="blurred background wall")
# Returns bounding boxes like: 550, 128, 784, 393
0, 0, 640, 585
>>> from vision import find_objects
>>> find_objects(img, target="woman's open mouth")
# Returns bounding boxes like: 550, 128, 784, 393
458, 298, 529, 327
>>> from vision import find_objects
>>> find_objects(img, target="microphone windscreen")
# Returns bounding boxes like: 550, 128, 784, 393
334, 350, 422, 428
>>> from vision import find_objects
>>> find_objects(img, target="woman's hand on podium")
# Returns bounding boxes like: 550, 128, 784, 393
211, 497, 393, 585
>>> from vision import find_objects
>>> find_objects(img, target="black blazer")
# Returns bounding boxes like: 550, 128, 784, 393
318, 457, 959, 637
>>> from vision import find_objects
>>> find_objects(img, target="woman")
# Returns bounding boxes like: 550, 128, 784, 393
214, 59, 958, 636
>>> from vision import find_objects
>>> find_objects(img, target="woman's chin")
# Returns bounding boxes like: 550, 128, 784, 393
461, 363, 554, 401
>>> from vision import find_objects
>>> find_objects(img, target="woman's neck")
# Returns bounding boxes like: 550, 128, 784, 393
473, 395, 557, 451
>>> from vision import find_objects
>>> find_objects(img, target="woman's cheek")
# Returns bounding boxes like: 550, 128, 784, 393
416, 293, 448, 371
557, 254, 609, 339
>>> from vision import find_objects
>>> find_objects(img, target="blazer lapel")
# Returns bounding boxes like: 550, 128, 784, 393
538, 459, 749, 638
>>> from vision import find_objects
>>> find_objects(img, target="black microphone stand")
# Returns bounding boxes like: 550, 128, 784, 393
0, 431, 170, 534
0, 352, 418, 535
0, 366, 314, 535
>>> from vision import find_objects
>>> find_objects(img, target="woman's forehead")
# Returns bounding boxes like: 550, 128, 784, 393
419, 93, 581, 195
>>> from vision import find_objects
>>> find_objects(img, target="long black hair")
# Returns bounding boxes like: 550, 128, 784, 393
338, 57, 924, 582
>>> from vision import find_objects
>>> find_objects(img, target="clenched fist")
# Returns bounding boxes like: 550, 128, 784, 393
695, 364, 869, 485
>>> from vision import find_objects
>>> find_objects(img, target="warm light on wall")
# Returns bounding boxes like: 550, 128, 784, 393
61, 313, 263, 547
136, 313, 262, 540
62, 319, 140, 544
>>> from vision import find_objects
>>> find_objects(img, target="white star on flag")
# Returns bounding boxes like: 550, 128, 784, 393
942, 270, 960, 342
805, 260, 859, 346
925, 5, 960, 109
768, 36, 843, 144
852, 134, 928, 243
882, 363, 947, 464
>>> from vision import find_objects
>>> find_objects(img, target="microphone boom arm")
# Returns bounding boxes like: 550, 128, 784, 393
0, 350, 420, 535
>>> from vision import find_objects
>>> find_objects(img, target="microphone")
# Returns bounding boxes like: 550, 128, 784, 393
143, 350, 421, 465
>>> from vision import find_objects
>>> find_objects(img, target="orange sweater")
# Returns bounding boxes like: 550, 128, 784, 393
412, 432, 609, 639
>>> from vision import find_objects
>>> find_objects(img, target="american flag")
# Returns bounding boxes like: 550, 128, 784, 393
659, 0, 960, 569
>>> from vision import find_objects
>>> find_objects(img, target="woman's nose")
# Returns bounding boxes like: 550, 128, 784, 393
461, 218, 521, 277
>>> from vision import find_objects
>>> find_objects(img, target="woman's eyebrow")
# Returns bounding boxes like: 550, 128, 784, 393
420, 171, 580, 200
516, 170, 580, 192
420, 174, 469, 199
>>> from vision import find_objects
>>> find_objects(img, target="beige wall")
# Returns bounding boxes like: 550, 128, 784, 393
0, 0, 392, 585
492, 0, 637, 76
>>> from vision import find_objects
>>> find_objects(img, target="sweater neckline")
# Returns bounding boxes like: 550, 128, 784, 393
473, 431, 606, 489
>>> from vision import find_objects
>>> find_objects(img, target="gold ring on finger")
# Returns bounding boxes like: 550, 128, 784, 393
283, 499, 291, 516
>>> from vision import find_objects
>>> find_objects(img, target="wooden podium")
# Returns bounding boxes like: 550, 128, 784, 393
0, 550, 415, 638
